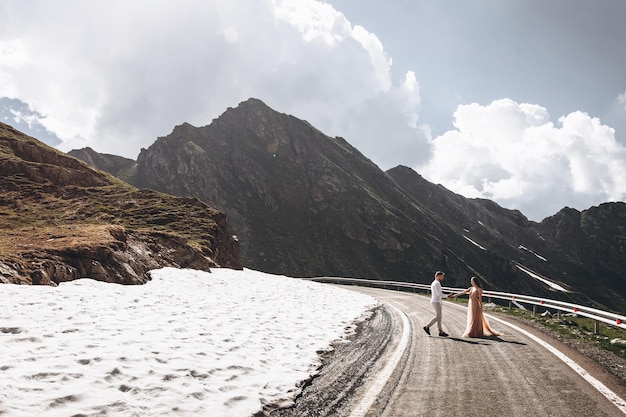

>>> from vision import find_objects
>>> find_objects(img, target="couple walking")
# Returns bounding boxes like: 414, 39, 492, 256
423, 271, 500, 338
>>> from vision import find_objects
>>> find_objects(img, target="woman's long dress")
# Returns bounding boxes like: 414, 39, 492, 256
463, 287, 500, 337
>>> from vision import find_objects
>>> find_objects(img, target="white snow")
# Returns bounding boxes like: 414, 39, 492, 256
0, 267, 378, 417
518, 244, 547, 261
463, 235, 486, 250
515, 264, 570, 292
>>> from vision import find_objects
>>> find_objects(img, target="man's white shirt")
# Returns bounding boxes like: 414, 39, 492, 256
430, 279, 447, 303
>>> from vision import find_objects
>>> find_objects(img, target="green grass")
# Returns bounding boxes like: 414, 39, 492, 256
485, 303, 626, 360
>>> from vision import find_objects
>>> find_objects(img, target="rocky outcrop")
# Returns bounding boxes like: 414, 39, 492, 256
0, 122, 242, 285
0, 225, 222, 285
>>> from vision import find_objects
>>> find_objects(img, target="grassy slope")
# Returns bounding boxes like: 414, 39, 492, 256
0, 122, 240, 284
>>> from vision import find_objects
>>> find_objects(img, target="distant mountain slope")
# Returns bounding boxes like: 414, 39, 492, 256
68, 147, 135, 177
387, 165, 626, 312
535, 204, 626, 310
67, 147, 137, 184
0, 122, 241, 285
89, 98, 625, 312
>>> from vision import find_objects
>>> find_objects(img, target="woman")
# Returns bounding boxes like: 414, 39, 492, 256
450, 276, 500, 338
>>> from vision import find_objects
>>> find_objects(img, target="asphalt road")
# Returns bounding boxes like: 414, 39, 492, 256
344, 288, 625, 417
342, 286, 626, 417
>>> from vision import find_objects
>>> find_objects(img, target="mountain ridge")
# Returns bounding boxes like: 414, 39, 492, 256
66, 98, 623, 312
64, 98, 626, 312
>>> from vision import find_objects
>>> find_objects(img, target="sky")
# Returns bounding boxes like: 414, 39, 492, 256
0, 267, 378, 416
1, 0, 625, 221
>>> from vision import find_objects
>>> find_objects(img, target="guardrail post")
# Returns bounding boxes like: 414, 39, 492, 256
557, 310, 561, 320
594, 320, 600, 335
532, 305, 537, 316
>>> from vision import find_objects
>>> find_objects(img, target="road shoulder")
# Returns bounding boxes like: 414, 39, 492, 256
490, 312, 626, 403
266, 303, 400, 417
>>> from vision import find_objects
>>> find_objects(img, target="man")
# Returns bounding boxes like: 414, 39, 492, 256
423, 271, 449, 337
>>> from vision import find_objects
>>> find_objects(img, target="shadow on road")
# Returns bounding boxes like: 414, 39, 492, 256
445, 336, 527, 346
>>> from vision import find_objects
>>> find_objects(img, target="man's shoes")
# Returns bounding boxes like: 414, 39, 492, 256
439, 331, 449, 337
423, 326, 431, 335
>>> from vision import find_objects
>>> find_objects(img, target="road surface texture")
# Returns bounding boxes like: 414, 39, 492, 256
268, 286, 626, 417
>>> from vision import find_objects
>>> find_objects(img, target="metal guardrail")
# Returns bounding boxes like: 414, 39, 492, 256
303, 276, 626, 332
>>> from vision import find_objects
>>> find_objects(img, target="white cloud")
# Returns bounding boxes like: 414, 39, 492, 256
619, 91, 626, 110
0, 39, 28, 71
0, 0, 423, 167
418, 99, 626, 221
0, 97, 61, 146
273, 0, 348, 46
2, 1, 623, 221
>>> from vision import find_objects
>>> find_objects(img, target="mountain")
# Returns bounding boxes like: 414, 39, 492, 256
0, 122, 241, 285
387, 165, 626, 312
68, 147, 136, 182
70, 99, 626, 313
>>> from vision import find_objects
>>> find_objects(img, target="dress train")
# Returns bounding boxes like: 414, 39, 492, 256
463, 287, 500, 338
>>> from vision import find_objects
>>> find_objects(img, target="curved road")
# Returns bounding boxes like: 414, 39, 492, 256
342, 286, 626, 417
